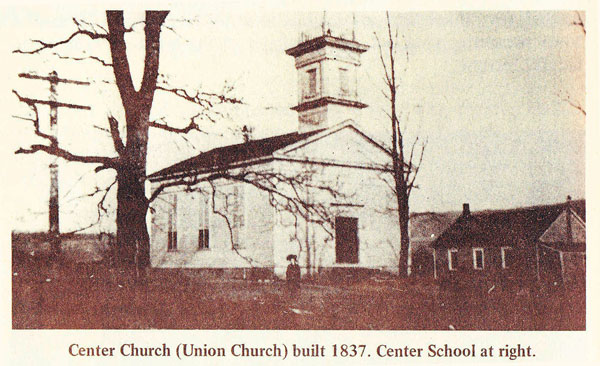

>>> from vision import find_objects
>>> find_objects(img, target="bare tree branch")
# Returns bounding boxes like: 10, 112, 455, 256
15, 144, 118, 169
150, 166, 344, 239
228, 169, 340, 238
406, 136, 420, 178
407, 139, 427, 197
148, 114, 207, 134
74, 18, 108, 34
92, 125, 110, 134
51, 52, 112, 67
374, 32, 392, 89
62, 177, 117, 235
12, 90, 55, 143
154, 82, 243, 129
155, 85, 243, 108
148, 174, 200, 204
106, 11, 136, 109
205, 181, 259, 263
61, 168, 95, 199
14, 18, 108, 54
107, 115, 125, 155
148, 160, 358, 276
140, 11, 170, 98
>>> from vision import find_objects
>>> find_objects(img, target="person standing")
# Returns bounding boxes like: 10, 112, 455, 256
286, 254, 301, 298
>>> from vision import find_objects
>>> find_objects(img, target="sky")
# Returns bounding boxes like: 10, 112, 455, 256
1, 8, 587, 233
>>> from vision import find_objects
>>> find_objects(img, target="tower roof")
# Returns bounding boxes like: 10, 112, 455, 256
291, 96, 368, 112
285, 35, 369, 57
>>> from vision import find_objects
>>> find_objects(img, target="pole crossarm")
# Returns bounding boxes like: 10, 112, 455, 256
16, 95, 91, 110
18, 72, 90, 85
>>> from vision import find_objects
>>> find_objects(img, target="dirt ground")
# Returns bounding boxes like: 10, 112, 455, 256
12, 252, 585, 330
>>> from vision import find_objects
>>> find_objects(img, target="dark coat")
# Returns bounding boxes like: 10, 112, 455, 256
286, 263, 301, 285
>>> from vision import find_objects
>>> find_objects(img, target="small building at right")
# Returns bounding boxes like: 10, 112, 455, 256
431, 198, 585, 287
537, 197, 586, 286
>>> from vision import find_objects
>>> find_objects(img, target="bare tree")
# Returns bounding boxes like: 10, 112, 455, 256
375, 12, 426, 277
13, 11, 240, 279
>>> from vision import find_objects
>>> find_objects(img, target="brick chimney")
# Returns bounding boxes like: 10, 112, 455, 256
463, 203, 470, 216
241, 125, 253, 143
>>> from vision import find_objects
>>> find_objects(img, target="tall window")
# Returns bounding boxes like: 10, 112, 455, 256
198, 195, 210, 250
307, 69, 317, 97
501, 246, 513, 269
167, 194, 178, 252
448, 248, 458, 270
339, 68, 349, 96
231, 185, 245, 249
473, 248, 484, 270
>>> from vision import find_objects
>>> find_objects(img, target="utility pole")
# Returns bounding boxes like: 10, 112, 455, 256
17, 72, 90, 257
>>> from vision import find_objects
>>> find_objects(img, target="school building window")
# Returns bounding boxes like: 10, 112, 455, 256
501, 246, 513, 269
448, 248, 458, 270
473, 248, 484, 270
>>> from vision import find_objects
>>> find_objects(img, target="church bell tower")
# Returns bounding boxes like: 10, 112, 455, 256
286, 34, 369, 132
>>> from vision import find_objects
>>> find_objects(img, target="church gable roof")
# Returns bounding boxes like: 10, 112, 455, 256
277, 121, 390, 155
274, 121, 392, 169
148, 129, 322, 181
148, 121, 393, 181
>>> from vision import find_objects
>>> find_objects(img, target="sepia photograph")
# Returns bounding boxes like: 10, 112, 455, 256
6, 7, 588, 334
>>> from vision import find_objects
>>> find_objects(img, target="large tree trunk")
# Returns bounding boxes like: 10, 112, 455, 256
391, 93, 410, 278
106, 10, 167, 279
397, 189, 410, 277
394, 166, 410, 277
115, 108, 150, 276
115, 167, 150, 272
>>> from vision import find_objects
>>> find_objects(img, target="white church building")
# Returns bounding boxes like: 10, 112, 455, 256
148, 34, 401, 279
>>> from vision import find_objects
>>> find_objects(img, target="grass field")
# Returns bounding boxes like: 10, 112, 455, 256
12, 250, 585, 330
